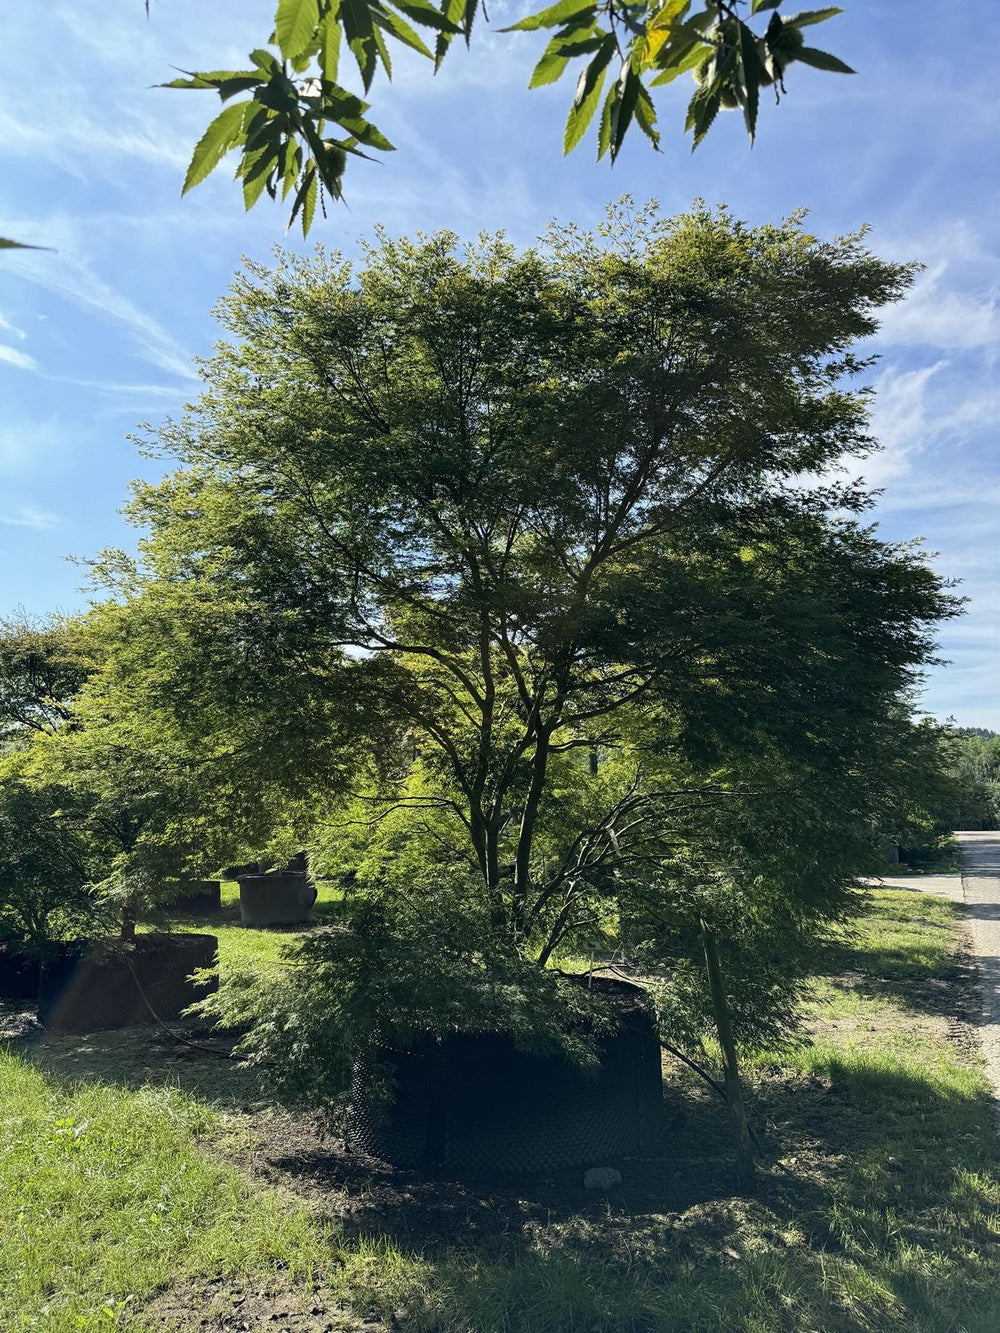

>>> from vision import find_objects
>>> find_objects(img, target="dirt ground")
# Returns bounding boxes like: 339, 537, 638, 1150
4, 920, 987, 1333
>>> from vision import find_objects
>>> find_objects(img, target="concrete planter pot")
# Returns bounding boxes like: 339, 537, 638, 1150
0, 943, 41, 1001
170, 879, 223, 915
237, 873, 316, 927
37, 933, 218, 1033
348, 978, 663, 1175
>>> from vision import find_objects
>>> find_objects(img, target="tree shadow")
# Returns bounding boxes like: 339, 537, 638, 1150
245, 1056, 1000, 1330
7, 1001, 1000, 1330
5, 1013, 269, 1111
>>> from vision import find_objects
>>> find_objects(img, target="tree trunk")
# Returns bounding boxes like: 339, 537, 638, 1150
120, 895, 137, 942
700, 918, 755, 1192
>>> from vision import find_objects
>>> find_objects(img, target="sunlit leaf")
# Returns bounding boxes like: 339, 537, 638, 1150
181, 101, 252, 193
563, 33, 615, 152
275, 0, 320, 61
502, 0, 595, 34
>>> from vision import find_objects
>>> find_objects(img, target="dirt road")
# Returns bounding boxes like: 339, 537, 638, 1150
955, 830, 1000, 1103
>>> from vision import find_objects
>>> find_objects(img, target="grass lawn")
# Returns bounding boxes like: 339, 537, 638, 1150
2, 886, 999, 1332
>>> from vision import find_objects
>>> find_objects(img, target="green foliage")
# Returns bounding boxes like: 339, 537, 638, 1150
198, 865, 620, 1113
163, 0, 851, 228
0, 611, 297, 939
93, 201, 955, 1068
0, 758, 99, 951
0, 613, 91, 745
937, 725, 1000, 831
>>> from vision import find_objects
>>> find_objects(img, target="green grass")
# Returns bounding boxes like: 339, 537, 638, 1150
0, 1059, 329, 1332
4, 886, 1000, 1332
149, 879, 347, 977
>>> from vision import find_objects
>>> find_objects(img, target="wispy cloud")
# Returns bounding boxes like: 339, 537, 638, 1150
8, 250, 197, 382
878, 263, 1000, 352
0, 504, 58, 530
0, 344, 37, 372
0, 313, 26, 341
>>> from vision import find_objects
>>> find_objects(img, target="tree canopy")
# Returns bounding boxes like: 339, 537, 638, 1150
75, 202, 956, 1100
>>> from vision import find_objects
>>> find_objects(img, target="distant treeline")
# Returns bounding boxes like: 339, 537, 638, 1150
944, 727, 1000, 830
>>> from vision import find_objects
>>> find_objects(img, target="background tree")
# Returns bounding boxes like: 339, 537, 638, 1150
938, 726, 1000, 832
0, 617, 100, 950
90, 203, 955, 1145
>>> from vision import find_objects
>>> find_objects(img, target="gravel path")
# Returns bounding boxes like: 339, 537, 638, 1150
874, 832, 1000, 1106
955, 830, 1000, 1103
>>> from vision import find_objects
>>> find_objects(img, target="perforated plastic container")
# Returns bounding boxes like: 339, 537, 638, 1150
348, 979, 662, 1174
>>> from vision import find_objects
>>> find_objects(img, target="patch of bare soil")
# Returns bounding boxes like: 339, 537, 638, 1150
939, 921, 983, 1064
143, 1274, 381, 1332
216, 1079, 743, 1255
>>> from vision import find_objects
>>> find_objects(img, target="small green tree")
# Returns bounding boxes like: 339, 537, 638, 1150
93, 203, 954, 1035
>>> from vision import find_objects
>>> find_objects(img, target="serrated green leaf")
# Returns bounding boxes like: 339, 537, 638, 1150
302, 169, 319, 233
596, 78, 615, 160
159, 69, 262, 95
249, 48, 281, 73
751, 0, 782, 11
685, 80, 721, 148
609, 64, 640, 161
642, 0, 689, 63
502, 0, 594, 34
648, 41, 705, 85
275, 0, 320, 59
289, 165, 320, 233
282, 142, 304, 199
240, 147, 276, 208
372, 21, 393, 75
563, 33, 614, 152
794, 44, 854, 73
341, 0, 378, 87
785, 7, 842, 28
434, 0, 467, 67
530, 49, 570, 88
181, 100, 251, 194
634, 81, 660, 149
393, 0, 464, 32
737, 20, 763, 143
319, 5, 342, 79
375, 7, 434, 58
529, 27, 600, 88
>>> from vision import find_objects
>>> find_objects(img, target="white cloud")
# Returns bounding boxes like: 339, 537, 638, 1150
0, 103, 190, 178
8, 250, 197, 382
0, 504, 58, 530
0, 313, 26, 340
862, 362, 943, 487
0, 344, 37, 372
877, 262, 1000, 351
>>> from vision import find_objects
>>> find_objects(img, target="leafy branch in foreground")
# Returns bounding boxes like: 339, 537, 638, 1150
163, 0, 851, 231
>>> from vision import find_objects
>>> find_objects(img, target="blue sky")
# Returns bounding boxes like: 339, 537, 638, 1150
1, 1, 997, 725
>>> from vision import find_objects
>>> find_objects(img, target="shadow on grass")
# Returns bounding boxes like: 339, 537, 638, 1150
6, 1018, 270, 1112
7, 1006, 1000, 1330
248, 1055, 1000, 1333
